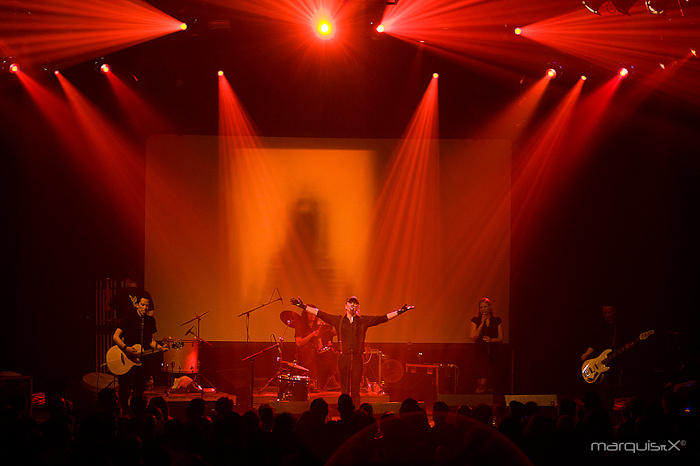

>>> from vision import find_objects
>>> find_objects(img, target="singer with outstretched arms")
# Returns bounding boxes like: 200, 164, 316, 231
291, 295, 414, 406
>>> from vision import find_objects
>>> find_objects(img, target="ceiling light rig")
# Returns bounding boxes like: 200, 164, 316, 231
545, 60, 564, 79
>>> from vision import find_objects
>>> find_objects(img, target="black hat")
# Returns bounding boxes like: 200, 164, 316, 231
346, 296, 359, 305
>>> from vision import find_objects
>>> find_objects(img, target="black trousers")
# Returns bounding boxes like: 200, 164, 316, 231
338, 353, 363, 406
118, 364, 147, 414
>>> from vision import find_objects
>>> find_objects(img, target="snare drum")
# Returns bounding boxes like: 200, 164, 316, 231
277, 374, 309, 401
162, 339, 199, 374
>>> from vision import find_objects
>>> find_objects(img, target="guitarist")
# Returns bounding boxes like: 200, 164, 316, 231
580, 305, 630, 408
112, 283, 164, 414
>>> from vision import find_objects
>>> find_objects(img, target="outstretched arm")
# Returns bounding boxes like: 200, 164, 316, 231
387, 304, 415, 321
290, 297, 336, 326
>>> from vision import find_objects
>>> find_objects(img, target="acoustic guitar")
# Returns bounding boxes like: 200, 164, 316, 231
106, 339, 181, 375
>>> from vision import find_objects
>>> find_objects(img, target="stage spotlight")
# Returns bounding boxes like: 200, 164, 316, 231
546, 68, 557, 78
580, 75, 587, 80
619, 67, 629, 77
611, 0, 636, 14
582, 0, 606, 15
432, 72, 439, 78
659, 63, 666, 69
691, 49, 697, 58
9, 63, 18, 74
376, 24, 385, 33
180, 23, 188, 31
514, 27, 522, 35
100, 64, 110, 73
645, 0, 669, 14
218, 70, 224, 77
316, 18, 334, 38
54, 70, 59, 75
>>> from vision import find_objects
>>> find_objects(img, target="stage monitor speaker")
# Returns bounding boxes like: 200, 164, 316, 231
391, 364, 438, 405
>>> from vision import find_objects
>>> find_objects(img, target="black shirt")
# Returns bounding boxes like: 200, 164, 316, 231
113, 288, 157, 347
471, 316, 502, 341
316, 310, 388, 355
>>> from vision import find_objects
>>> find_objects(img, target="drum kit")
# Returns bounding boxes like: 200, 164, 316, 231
269, 311, 313, 401
275, 310, 403, 397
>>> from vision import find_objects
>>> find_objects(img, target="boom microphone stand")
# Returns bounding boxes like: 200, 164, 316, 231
237, 289, 283, 407
237, 289, 283, 342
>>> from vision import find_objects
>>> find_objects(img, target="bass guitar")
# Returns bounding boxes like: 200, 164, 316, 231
580, 330, 654, 384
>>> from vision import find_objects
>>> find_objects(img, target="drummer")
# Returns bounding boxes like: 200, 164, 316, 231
294, 309, 334, 391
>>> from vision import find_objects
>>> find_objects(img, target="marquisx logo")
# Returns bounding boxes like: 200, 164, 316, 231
590, 440, 687, 453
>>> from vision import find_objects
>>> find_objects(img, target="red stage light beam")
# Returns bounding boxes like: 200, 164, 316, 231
218, 73, 324, 304
377, 0, 575, 79
472, 75, 551, 141
0, 0, 185, 67
104, 70, 173, 136
13, 70, 85, 159
55, 72, 145, 233
520, 5, 700, 81
366, 76, 440, 310
511, 79, 584, 239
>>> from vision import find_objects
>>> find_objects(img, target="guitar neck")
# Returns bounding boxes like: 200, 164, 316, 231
605, 337, 640, 362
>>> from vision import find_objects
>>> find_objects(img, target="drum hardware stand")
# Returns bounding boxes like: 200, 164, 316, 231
180, 312, 216, 396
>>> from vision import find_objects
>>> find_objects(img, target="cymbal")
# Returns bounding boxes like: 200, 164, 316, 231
281, 360, 309, 372
280, 310, 300, 328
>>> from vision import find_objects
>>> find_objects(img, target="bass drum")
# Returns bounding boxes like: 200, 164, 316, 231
278, 374, 309, 401
381, 359, 404, 384
162, 339, 199, 374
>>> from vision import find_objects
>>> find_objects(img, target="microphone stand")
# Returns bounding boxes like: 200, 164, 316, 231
180, 312, 215, 396
237, 289, 283, 342
242, 340, 282, 410
237, 288, 282, 408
